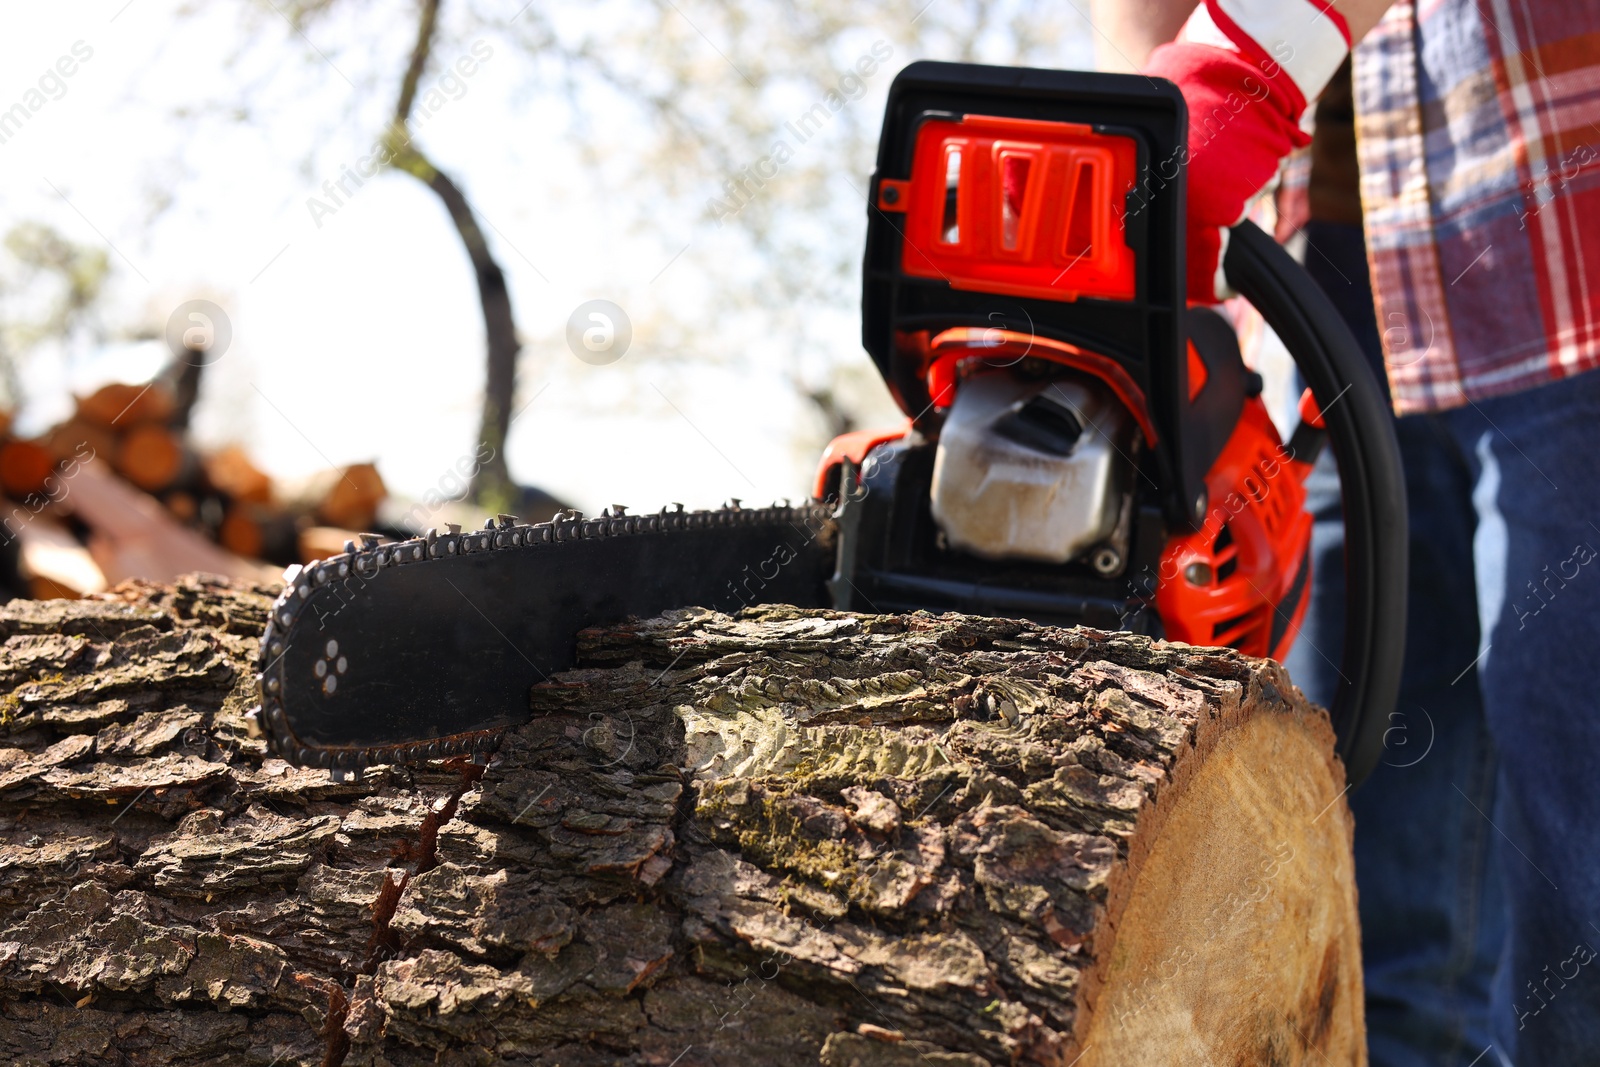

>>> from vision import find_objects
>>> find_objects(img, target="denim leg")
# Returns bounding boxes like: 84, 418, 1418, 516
1282, 221, 1505, 1066
1446, 372, 1600, 1064
1287, 413, 1506, 1067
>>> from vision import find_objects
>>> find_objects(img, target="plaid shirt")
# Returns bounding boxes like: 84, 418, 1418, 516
1346, 0, 1600, 414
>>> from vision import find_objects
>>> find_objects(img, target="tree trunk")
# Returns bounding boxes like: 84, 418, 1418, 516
385, 146, 518, 505
166, 351, 205, 435
388, 0, 519, 507
0, 578, 1364, 1066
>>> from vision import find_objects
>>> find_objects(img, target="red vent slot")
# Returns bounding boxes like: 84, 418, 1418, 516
1064, 160, 1097, 264
898, 115, 1137, 302
940, 146, 963, 243
1000, 154, 1032, 250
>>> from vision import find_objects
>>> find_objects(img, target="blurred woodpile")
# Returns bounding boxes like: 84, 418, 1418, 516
0, 378, 392, 601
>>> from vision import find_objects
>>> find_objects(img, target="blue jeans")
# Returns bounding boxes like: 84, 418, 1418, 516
1283, 222, 1600, 1066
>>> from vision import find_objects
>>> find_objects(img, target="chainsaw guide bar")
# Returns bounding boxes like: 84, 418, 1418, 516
252, 503, 836, 771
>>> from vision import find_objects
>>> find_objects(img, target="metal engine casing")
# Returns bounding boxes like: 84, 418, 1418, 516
929, 370, 1133, 564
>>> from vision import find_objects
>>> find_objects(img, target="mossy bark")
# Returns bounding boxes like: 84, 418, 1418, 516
0, 578, 1361, 1066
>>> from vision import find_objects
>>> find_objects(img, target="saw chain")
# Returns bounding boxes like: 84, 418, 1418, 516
250, 501, 837, 772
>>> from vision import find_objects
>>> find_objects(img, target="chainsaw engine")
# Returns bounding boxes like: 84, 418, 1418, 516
930, 367, 1134, 572
819, 317, 1314, 662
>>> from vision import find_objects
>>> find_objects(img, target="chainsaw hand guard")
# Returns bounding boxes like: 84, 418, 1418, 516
1222, 220, 1407, 788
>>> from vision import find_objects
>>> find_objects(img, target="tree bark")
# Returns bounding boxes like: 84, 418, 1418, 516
0, 578, 1363, 1066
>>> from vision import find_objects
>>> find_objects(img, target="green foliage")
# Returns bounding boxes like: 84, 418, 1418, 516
3, 222, 109, 343
0, 221, 112, 410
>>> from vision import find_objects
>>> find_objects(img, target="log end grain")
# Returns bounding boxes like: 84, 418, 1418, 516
115, 424, 187, 493
203, 446, 273, 507
218, 507, 266, 561
1080, 701, 1362, 1065
315, 464, 385, 533
0, 440, 57, 500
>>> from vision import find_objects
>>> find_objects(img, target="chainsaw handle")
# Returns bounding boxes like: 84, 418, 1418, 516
1222, 220, 1407, 788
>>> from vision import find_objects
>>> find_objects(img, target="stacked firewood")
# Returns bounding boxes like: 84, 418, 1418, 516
0, 380, 389, 599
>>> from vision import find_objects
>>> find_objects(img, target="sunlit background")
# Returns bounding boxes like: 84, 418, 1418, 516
0, 0, 1097, 541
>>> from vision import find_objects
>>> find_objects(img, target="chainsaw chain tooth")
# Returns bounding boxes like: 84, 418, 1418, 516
255, 499, 833, 768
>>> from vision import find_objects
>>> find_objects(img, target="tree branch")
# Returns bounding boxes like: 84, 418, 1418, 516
394, 0, 441, 126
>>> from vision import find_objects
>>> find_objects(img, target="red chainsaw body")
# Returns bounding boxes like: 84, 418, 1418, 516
822, 111, 1315, 663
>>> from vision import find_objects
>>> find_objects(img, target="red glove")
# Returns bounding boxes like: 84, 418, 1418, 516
1143, 0, 1351, 302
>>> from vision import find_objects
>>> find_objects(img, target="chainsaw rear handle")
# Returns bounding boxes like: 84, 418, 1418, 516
1223, 219, 1407, 788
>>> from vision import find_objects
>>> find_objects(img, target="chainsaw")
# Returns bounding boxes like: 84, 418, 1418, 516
250, 62, 1407, 786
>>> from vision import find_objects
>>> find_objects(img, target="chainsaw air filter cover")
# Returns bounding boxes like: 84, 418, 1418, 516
930, 369, 1132, 564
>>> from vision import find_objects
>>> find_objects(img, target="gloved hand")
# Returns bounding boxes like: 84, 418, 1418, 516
1143, 0, 1351, 302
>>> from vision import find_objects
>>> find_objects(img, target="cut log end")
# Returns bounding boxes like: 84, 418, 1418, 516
44, 421, 117, 468
0, 439, 57, 499
1079, 705, 1362, 1065
202, 445, 273, 506
114, 424, 188, 492
217, 506, 264, 559
314, 462, 386, 532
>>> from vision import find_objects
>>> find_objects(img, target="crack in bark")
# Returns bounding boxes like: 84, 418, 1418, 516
320, 760, 489, 1065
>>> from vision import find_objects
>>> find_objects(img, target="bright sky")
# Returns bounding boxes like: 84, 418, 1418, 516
0, 1, 1093, 518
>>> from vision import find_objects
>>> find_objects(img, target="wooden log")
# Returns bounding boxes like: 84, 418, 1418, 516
0, 582, 1363, 1065
217, 506, 264, 560
43, 420, 118, 471
297, 524, 365, 564
320, 462, 386, 531
202, 446, 273, 506
62, 457, 279, 586
74, 382, 175, 428
163, 491, 199, 524
0, 440, 57, 500
12, 516, 107, 599
296, 463, 386, 533
114, 424, 191, 493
